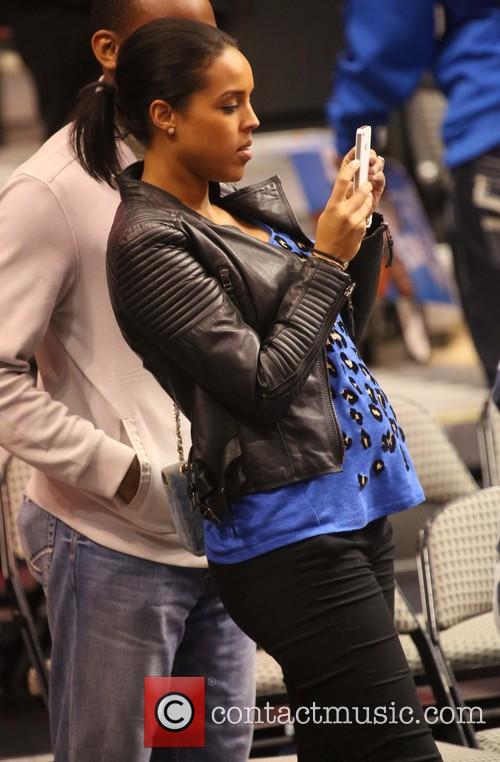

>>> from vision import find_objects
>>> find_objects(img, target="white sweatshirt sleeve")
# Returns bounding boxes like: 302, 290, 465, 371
0, 173, 135, 499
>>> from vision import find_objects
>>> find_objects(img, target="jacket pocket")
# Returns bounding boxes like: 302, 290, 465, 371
17, 498, 56, 594
118, 417, 152, 512
106, 417, 176, 535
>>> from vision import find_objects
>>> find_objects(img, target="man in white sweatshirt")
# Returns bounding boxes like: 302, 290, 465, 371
0, 1, 255, 760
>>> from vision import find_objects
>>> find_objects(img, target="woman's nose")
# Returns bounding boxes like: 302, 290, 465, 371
245, 105, 260, 131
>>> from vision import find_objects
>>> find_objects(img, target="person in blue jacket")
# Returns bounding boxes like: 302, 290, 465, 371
327, 0, 500, 385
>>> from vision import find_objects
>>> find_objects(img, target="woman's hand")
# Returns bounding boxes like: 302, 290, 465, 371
314, 157, 373, 265
341, 146, 386, 213
335, 147, 386, 214
368, 149, 385, 212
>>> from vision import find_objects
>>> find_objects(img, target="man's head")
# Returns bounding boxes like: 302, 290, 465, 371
91, 0, 216, 78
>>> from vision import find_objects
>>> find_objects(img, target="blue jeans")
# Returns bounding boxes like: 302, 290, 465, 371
18, 498, 256, 762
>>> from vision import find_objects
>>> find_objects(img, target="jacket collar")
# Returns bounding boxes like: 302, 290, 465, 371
118, 161, 312, 247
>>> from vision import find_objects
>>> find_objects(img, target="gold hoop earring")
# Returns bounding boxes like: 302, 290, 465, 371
167, 126, 176, 136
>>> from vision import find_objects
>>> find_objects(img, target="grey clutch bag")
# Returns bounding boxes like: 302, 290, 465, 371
161, 404, 205, 557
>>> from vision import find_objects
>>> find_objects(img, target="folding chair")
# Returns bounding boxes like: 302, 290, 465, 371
418, 487, 500, 755
395, 586, 475, 747
0, 451, 49, 706
384, 392, 478, 572
388, 392, 478, 505
256, 647, 286, 702
478, 397, 500, 488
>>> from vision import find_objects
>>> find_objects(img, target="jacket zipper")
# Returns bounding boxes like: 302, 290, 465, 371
320, 349, 344, 464
320, 279, 355, 463
382, 223, 394, 267
219, 267, 234, 294
345, 282, 356, 337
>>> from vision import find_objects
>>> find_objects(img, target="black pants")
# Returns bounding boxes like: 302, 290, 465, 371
209, 518, 442, 762
452, 146, 500, 384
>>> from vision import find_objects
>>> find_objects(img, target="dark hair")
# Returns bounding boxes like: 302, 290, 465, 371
90, 0, 138, 35
71, 18, 236, 185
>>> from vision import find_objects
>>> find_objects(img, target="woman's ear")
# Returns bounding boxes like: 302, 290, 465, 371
92, 29, 120, 77
149, 100, 176, 135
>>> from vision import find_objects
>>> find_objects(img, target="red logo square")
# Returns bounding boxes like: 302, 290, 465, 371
144, 676, 205, 748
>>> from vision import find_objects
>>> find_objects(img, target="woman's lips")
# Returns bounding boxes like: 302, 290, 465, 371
237, 143, 253, 161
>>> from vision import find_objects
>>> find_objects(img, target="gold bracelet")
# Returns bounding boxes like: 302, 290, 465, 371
311, 249, 348, 271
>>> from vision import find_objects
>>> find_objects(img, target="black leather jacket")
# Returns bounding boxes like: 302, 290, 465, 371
107, 162, 387, 520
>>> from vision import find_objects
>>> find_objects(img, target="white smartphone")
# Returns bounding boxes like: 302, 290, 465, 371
354, 125, 372, 226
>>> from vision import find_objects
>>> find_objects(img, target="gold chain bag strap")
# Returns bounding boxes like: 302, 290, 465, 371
161, 403, 205, 556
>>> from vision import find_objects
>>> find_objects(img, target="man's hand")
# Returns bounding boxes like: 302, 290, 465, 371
117, 455, 141, 503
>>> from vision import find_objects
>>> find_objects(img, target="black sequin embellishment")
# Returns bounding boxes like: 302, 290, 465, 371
358, 474, 368, 489
330, 330, 347, 349
342, 388, 359, 404
360, 429, 372, 449
348, 377, 362, 394
350, 408, 364, 425
369, 404, 383, 422
343, 433, 353, 450
326, 359, 338, 378
400, 445, 410, 471
365, 383, 376, 402
381, 430, 397, 453
275, 236, 292, 250
341, 352, 358, 373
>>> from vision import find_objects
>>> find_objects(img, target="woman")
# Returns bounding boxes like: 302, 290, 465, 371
72, 18, 442, 762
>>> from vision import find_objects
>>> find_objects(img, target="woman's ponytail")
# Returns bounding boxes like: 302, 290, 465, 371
71, 20, 237, 187
70, 78, 122, 187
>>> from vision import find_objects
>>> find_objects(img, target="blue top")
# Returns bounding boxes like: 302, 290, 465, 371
204, 228, 424, 564
327, 0, 500, 168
